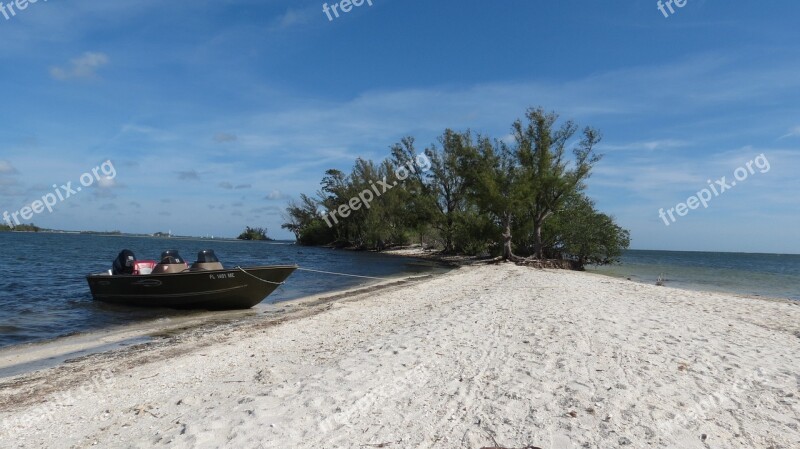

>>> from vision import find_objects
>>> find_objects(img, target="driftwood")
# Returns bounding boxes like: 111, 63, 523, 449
480, 447, 542, 449
514, 258, 582, 270
476, 256, 582, 270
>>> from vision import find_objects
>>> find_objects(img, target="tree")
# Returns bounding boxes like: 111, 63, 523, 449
282, 194, 334, 245
515, 107, 602, 259
237, 226, 270, 241
424, 130, 472, 252
318, 168, 352, 244
0, 223, 41, 232
390, 137, 438, 247
461, 136, 526, 260
281, 106, 629, 269
544, 194, 630, 267
282, 194, 322, 239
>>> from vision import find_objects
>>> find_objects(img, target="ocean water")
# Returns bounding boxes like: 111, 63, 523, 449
589, 249, 800, 301
0, 233, 443, 349
2, 236, 797, 350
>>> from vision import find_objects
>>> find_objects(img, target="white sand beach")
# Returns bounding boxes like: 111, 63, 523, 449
1, 265, 799, 449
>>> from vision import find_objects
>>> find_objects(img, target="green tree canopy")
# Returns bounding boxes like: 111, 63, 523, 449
282, 106, 630, 269
237, 226, 271, 241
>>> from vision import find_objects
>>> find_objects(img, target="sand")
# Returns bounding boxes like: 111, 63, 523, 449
1, 265, 799, 449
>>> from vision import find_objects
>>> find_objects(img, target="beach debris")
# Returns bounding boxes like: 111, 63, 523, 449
479, 446, 542, 449
678, 362, 689, 372
701, 434, 708, 441
513, 258, 581, 270
132, 404, 159, 418
567, 411, 578, 418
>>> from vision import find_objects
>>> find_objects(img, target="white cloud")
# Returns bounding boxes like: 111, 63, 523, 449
599, 139, 691, 152
779, 125, 800, 140
265, 190, 285, 200
50, 52, 109, 80
0, 160, 18, 174
96, 176, 116, 189
268, 7, 316, 31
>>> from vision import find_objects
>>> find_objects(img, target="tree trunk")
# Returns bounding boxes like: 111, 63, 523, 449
532, 211, 552, 259
502, 222, 513, 261
532, 219, 542, 259
502, 213, 524, 262
445, 216, 454, 252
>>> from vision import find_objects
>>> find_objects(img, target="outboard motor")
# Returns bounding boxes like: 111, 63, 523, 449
190, 249, 224, 271
112, 249, 136, 275
152, 250, 188, 274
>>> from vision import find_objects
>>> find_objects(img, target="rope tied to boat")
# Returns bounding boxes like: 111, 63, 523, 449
236, 266, 398, 284
295, 267, 395, 281
234, 266, 287, 285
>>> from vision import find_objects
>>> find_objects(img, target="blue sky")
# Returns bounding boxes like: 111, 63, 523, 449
0, 0, 798, 253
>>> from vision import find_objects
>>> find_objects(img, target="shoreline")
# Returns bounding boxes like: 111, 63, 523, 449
585, 266, 800, 305
383, 245, 800, 304
0, 271, 437, 382
1, 245, 794, 374
0, 245, 449, 356
1, 264, 798, 448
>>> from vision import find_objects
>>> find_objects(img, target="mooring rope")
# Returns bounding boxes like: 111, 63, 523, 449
234, 266, 287, 285
295, 267, 395, 281
235, 266, 396, 284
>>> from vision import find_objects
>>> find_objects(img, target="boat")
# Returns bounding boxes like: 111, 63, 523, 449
86, 249, 297, 310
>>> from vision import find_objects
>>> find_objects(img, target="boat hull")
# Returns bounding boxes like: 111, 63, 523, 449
86, 266, 297, 310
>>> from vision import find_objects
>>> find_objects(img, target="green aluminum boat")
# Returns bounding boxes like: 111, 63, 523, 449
86, 249, 297, 310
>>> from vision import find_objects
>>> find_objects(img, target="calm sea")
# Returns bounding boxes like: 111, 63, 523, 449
589, 249, 800, 301
2, 236, 798, 350
0, 233, 443, 349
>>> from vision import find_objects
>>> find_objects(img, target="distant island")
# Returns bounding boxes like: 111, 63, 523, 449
0, 223, 41, 232
0, 224, 263, 241
236, 226, 272, 241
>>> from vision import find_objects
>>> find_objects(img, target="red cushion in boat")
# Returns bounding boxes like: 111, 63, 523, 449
133, 260, 156, 275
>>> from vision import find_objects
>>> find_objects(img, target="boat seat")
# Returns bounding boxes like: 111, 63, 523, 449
189, 262, 224, 271
189, 249, 223, 271
151, 251, 189, 274
152, 262, 188, 274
